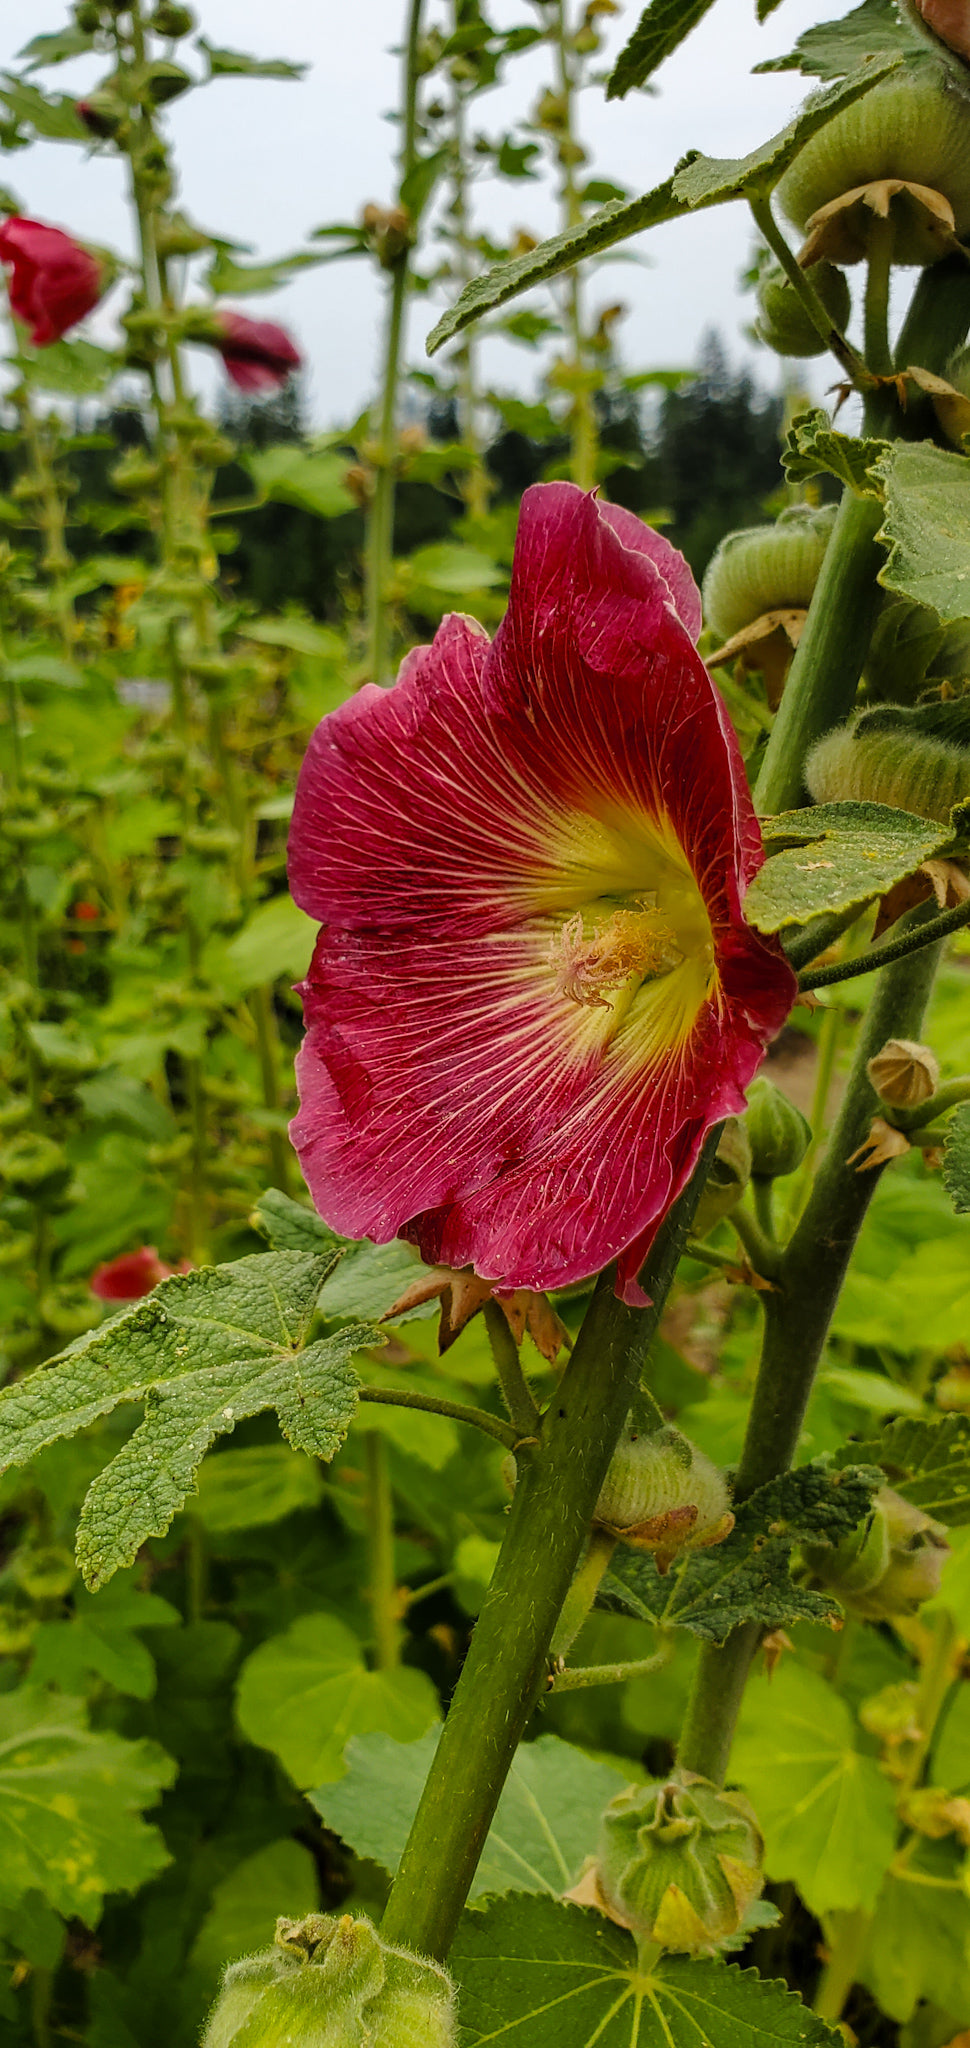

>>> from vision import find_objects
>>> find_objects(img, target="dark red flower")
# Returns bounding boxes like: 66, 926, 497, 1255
0, 216, 105, 347
213, 311, 302, 392
91, 1246, 178, 1302
288, 484, 796, 1305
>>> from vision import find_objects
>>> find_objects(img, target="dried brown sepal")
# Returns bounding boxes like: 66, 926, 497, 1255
799, 179, 959, 267
867, 1037, 940, 1108
846, 1116, 912, 1171
706, 609, 806, 711
906, 363, 970, 445
381, 1265, 570, 1362
873, 856, 970, 939
761, 1629, 795, 1678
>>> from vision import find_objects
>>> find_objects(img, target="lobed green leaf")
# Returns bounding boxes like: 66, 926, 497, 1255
754, 0, 924, 78
606, 0, 718, 100
835, 1413, 970, 1524
782, 409, 888, 496
748, 801, 957, 931
876, 442, 970, 624
235, 1613, 439, 1786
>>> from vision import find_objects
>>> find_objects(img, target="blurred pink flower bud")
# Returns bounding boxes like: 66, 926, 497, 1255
911, 0, 970, 60
0, 216, 106, 346
91, 1246, 181, 1301
213, 311, 302, 392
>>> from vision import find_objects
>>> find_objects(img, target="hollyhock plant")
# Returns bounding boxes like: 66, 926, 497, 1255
0, 216, 105, 346
288, 484, 796, 1304
212, 310, 302, 392
90, 1246, 181, 1301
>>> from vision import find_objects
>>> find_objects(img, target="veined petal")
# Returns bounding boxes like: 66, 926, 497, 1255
289, 482, 796, 1299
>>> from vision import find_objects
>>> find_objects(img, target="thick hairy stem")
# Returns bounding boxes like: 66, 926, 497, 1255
747, 193, 868, 387
380, 1136, 718, 1960
365, 0, 423, 685
678, 917, 943, 1785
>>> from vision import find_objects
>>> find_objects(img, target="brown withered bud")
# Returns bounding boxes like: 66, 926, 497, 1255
867, 1037, 941, 1108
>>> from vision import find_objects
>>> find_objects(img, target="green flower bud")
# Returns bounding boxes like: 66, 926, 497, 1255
0, 1132, 72, 1204
140, 60, 193, 107
777, 68, 970, 265
202, 1913, 456, 2048
692, 1116, 752, 1234
11, 1544, 76, 1602
40, 1283, 103, 1341
806, 699, 970, 822
742, 1078, 811, 1179
73, 1, 103, 28
593, 1413, 733, 1567
803, 1487, 949, 1621
702, 506, 835, 641
148, 2, 196, 34
754, 259, 851, 357
595, 1772, 764, 1953
76, 88, 128, 139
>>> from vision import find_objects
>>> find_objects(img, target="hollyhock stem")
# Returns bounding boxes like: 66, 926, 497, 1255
800, 894, 970, 989
379, 1136, 718, 1961
365, 0, 423, 686
747, 193, 868, 386
548, 1648, 671, 1692
357, 1385, 518, 1450
553, 1, 596, 492
864, 215, 895, 376
678, 913, 943, 1786
3, 324, 75, 655
449, 71, 489, 522
365, 1432, 401, 1670
483, 1299, 541, 1437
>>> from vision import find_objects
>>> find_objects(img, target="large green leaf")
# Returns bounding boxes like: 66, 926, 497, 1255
606, 0, 716, 99
747, 802, 954, 931
755, 0, 924, 78
29, 1582, 179, 1700
450, 1896, 842, 2047
602, 1461, 879, 1643
253, 1188, 437, 1322
235, 1613, 439, 1786
0, 1252, 373, 1587
731, 1662, 897, 1913
245, 445, 356, 519
876, 442, 970, 624
944, 1103, 970, 1215
0, 1687, 175, 1924
191, 1445, 324, 1533
187, 1838, 318, 1995
313, 1731, 627, 1898
427, 61, 898, 354
860, 1843, 970, 2024
835, 1414, 970, 1524
196, 37, 306, 79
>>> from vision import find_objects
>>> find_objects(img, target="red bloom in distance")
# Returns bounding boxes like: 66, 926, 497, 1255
91, 1247, 179, 1302
0, 217, 104, 346
214, 311, 302, 392
288, 484, 796, 1305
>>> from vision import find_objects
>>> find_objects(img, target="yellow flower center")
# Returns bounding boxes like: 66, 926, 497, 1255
549, 901, 683, 1010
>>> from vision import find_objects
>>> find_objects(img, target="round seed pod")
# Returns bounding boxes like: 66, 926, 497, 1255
777, 67, 970, 265
806, 699, 970, 822
595, 1771, 764, 1954
702, 507, 835, 641
754, 258, 851, 356
867, 1037, 940, 1107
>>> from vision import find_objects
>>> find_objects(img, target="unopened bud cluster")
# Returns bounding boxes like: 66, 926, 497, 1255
202, 1913, 456, 2048
802, 1488, 949, 1622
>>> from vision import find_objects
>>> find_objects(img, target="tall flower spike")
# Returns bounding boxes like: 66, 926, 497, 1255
288, 484, 795, 1304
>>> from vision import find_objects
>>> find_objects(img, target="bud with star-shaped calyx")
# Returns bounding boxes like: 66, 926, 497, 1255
202, 1912, 456, 2048
590, 1772, 764, 1955
592, 1406, 733, 1570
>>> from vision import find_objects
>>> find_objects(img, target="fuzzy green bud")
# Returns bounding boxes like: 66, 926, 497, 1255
777, 68, 970, 265
593, 1411, 733, 1566
742, 1078, 811, 1179
702, 506, 835, 641
149, 2, 196, 33
803, 1488, 949, 1621
140, 60, 193, 108
754, 259, 851, 356
202, 1914, 456, 2048
806, 699, 970, 822
595, 1772, 764, 1953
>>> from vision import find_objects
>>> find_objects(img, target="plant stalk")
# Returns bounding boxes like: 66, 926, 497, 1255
554, 0, 596, 491
380, 1136, 718, 1960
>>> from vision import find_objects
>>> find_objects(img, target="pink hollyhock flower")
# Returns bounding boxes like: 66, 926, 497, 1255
288, 484, 796, 1305
910, 0, 970, 61
213, 311, 302, 392
0, 217, 104, 346
91, 1246, 179, 1302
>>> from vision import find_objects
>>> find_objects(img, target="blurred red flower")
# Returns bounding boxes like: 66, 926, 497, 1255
0, 217, 105, 346
214, 311, 302, 392
91, 1246, 181, 1302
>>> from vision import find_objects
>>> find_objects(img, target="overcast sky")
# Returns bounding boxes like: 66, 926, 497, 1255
0, 0, 846, 424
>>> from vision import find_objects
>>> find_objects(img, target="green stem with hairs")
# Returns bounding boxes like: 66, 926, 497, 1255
554, 0, 596, 491
549, 1648, 671, 1692
549, 1529, 617, 1660
365, 0, 423, 685
678, 915, 943, 1787
380, 1136, 717, 1961
357, 1384, 518, 1450
863, 214, 895, 377
483, 1298, 541, 1438
747, 192, 869, 388
800, 894, 970, 991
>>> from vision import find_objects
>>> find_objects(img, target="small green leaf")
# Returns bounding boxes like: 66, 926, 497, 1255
235, 1613, 439, 1786
313, 1731, 628, 1898
782, 409, 888, 495
405, 543, 505, 592
245, 445, 355, 519
24, 340, 121, 397
606, 0, 717, 100
944, 1105, 970, 1213
0, 1251, 372, 1587
835, 1414, 970, 1524
219, 892, 315, 993
196, 37, 306, 79
191, 1445, 324, 1533
748, 801, 954, 931
206, 247, 330, 295
670, 58, 901, 208
450, 1895, 843, 2047
754, 0, 922, 79
18, 27, 97, 68
0, 76, 89, 140
732, 1662, 897, 1913
252, 1188, 340, 1255
400, 146, 451, 225
29, 1583, 179, 1700
0, 1686, 175, 1923
602, 1460, 879, 1643
876, 441, 970, 624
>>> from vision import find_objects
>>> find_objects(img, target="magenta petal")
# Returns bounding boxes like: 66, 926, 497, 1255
288, 483, 796, 1298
